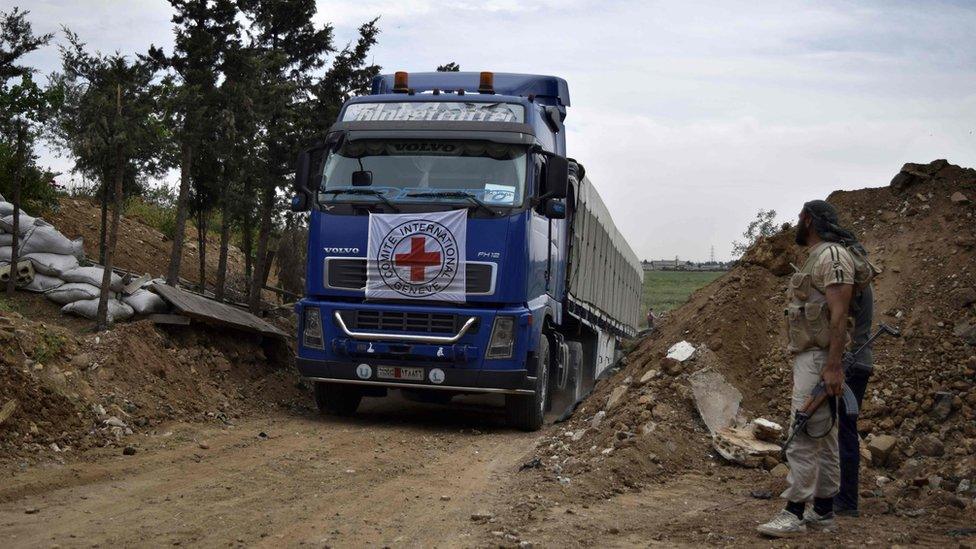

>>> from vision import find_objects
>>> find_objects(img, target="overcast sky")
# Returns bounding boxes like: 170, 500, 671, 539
14, 0, 976, 261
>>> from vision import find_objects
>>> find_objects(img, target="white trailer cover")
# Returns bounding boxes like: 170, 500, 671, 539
567, 172, 643, 337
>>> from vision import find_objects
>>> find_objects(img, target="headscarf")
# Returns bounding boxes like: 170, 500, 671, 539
802, 200, 865, 253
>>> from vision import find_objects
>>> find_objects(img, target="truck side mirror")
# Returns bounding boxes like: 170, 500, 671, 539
352, 170, 373, 187
545, 199, 566, 219
543, 155, 568, 199
291, 149, 312, 212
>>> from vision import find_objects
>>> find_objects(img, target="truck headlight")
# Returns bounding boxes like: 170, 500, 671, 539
303, 308, 325, 349
486, 316, 515, 359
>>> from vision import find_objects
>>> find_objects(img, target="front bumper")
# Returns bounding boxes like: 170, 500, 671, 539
296, 357, 535, 395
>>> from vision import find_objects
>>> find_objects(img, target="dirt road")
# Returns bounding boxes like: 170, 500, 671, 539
0, 395, 535, 548
0, 393, 971, 547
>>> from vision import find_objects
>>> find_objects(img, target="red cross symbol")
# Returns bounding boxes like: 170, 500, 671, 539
394, 236, 442, 282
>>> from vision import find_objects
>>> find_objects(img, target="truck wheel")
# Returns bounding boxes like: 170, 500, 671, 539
506, 334, 550, 431
314, 382, 362, 416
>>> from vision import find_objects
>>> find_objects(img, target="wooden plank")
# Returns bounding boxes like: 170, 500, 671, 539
149, 313, 191, 326
150, 283, 288, 340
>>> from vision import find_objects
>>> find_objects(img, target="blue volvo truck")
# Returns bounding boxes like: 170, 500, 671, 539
290, 71, 642, 430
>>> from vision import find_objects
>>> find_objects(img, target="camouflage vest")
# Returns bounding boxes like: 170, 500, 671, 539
785, 243, 852, 353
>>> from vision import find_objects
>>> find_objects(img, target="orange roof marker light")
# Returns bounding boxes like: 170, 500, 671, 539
393, 71, 409, 93
478, 71, 495, 94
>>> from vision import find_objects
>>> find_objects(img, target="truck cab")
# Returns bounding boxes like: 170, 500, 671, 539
292, 71, 641, 430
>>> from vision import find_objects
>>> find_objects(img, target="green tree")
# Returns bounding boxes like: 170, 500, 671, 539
731, 208, 779, 257
0, 7, 55, 297
240, 0, 334, 313
51, 33, 165, 329
436, 62, 460, 72
150, 0, 238, 287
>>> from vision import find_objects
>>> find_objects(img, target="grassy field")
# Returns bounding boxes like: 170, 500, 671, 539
640, 270, 724, 326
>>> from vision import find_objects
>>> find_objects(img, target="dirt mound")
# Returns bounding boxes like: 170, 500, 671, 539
49, 197, 249, 289
0, 308, 305, 469
522, 160, 976, 515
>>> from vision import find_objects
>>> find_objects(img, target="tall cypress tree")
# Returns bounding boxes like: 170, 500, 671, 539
240, 0, 334, 313
151, 0, 238, 287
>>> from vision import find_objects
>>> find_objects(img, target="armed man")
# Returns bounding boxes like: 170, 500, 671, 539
758, 200, 863, 538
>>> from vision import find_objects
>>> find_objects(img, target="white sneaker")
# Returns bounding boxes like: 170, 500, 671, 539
803, 507, 837, 532
757, 510, 807, 538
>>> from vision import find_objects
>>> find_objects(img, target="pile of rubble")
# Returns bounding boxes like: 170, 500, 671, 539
0, 311, 302, 466
1, 195, 168, 322
529, 160, 976, 513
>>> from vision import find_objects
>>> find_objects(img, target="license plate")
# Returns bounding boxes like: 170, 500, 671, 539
377, 366, 424, 381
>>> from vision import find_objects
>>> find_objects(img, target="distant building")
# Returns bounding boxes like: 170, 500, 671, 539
641, 259, 730, 272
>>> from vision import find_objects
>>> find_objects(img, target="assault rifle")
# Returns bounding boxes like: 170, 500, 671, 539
781, 323, 900, 460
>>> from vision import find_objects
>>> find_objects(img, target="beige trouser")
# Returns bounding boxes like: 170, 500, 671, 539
781, 349, 840, 502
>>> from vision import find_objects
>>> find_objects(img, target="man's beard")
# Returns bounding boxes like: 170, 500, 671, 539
795, 223, 810, 246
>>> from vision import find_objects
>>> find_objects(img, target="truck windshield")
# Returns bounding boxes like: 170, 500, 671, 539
317, 140, 527, 207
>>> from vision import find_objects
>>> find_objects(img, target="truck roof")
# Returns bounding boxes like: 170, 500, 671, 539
370, 72, 570, 107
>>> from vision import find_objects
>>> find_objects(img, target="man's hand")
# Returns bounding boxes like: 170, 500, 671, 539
822, 361, 844, 396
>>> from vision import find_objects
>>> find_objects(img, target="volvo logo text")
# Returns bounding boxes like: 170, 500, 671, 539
324, 247, 360, 254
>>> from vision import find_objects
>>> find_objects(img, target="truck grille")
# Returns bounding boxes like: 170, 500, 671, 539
338, 310, 472, 335
326, 259, 495, 295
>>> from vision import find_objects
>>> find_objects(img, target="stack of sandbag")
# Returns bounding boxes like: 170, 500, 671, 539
0, 196, 169, 323
0, 199, 83, 283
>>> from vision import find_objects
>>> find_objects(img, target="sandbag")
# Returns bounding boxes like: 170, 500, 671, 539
62, 266, 124, 292
45, 282, 103, 305
0, 213, 49, 235
0, 201, 12, 216
22, 252, 79, 276
0, 259, 33, 285
61, 298, 133, 322
23, 273, 64, 293
122, 289, 168, 315
0, 246, 9, 261
0, 233, 16, 246
21, 225, 84, 259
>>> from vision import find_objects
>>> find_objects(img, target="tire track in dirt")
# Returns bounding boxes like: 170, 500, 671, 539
0, 395, 538, 548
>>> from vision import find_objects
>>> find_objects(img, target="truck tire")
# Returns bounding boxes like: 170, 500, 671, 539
506, 334, 550, 431
314, 382, 362, 416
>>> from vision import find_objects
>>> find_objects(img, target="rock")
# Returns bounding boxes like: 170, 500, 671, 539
951, 191, 972, 204
770, 463, 790, 477
660, 357, 682, 376
950, 288, 976, 309
712, 426, 781, 467
103, 416, 127, 428
915, 434, 944, 457
470, 512, 493, 522
24, 507, 39, 514
639, 369, 659, 384
70, 353, 92, 370
932, 391, 954, 420
954, 320, 976, 346
122, 446, 137, 456
606, 385, 628, 410
590, 411, 606, 429
666, 340, 697, 362
752, 418, 783, 442
689, 368, 742, 435
651, 403, 674, 421
198, 441, 210, 450
868, 434, 898, 466
0, 399, 18, 426
440, 495, 451, 501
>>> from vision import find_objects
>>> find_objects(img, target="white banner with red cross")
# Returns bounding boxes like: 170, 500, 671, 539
366, 209, 467, 302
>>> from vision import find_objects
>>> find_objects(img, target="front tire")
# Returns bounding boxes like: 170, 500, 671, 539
506, 333, 550, 431
314, 382, 362, 416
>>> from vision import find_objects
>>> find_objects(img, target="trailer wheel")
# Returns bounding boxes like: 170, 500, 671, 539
314, 382, 362, 416
506, 334, 549, 431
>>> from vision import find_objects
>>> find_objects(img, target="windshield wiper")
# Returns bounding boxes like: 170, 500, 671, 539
320, 188, 401, 213
404, 191, 501, 217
